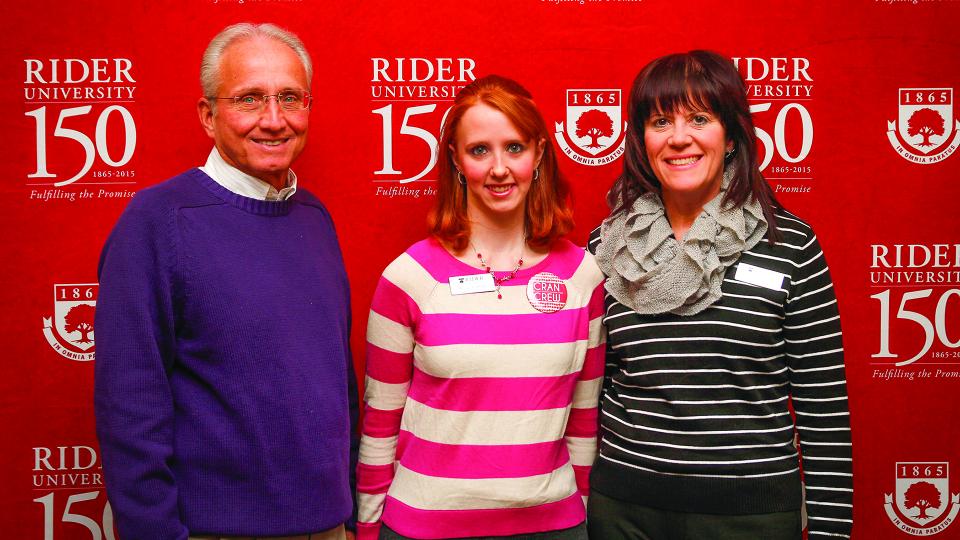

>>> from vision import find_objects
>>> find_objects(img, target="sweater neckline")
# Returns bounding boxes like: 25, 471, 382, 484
432, 237, 562, 279
189, 168, 295, 216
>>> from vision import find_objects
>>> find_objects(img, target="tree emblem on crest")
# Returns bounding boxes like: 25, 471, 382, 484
575, 109, 614, 149
905, 481, 943, 520
64, 304, 95, 344
907, 108, 946, 147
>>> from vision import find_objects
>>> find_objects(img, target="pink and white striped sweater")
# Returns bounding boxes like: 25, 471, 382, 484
357, 238, 605, 539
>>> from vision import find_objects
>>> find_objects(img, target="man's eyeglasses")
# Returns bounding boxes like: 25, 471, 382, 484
208, 91, 312, 112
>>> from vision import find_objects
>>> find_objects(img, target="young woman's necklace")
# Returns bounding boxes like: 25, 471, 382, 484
472, 242, 524, 300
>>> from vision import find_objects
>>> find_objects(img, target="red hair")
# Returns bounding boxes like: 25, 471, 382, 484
429, 75, 574, 252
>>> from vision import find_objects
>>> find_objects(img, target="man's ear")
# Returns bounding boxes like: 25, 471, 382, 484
198, 98, 216, 139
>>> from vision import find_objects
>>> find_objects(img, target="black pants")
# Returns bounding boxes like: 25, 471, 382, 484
587, 490, 802, 540
379, 522, 588, 540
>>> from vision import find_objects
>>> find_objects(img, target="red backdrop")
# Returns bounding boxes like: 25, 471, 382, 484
3, 1, 960, 538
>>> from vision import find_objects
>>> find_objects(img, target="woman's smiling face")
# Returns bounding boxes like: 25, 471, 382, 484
452, 102, 544, 224
644, 105, 731, 204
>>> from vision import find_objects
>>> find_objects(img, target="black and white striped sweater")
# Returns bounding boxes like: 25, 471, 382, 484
588, 211, 852, 539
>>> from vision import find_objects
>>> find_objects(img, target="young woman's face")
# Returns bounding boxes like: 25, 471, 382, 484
452, 103, 544, 224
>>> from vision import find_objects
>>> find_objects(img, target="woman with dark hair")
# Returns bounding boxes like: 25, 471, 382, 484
356, 75, 605, 540
587, 51, 852, 539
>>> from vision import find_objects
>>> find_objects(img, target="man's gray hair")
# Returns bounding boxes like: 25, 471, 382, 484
200, 22, 313, 97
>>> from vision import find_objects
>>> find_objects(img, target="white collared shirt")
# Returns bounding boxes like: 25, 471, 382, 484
199, 148, 298, 201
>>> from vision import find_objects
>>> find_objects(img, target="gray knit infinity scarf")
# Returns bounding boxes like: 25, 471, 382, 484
595, 174, 768, 316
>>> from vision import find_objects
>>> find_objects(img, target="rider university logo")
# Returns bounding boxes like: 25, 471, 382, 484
554, 89, 626, 167
41, 283, 97, 362
884, 462, 959, 536
887, 88, 960, 164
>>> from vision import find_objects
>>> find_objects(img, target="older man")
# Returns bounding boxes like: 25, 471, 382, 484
94, 23, 357, 540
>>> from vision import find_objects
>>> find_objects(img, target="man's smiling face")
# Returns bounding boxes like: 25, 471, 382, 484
199, 36, 310, 188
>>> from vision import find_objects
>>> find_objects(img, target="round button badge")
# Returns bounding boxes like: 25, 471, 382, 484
526, 271, 568, 313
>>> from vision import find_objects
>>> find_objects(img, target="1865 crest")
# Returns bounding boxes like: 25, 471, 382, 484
554, 89, 626, 167
41, 283, 97, 362
887, 88, 960, 164
885, 462, 959, 536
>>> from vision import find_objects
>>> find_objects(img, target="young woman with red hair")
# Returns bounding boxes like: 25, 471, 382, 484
356, 75, 605, 540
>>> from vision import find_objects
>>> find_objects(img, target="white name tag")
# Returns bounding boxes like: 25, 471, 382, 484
734, 263, 786, 290
449, 273, 496, 295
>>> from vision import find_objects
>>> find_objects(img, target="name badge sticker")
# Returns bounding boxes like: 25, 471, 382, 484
526, 271, 568, 313
734, 263, 786, 290
449, 273, 496, 295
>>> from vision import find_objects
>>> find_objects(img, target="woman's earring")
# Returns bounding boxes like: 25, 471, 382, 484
724, 146, 736, 160
533, 168, 540, 181
457, 170, 466, 185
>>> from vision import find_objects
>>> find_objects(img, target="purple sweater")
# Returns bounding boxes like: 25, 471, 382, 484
94, 169, 358, 540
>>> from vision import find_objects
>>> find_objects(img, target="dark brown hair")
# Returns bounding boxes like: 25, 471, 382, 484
429, 75, 574, 252
609, 50, 781, 241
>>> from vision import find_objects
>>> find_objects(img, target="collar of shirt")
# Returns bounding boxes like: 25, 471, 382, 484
199, 148, 298, 201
